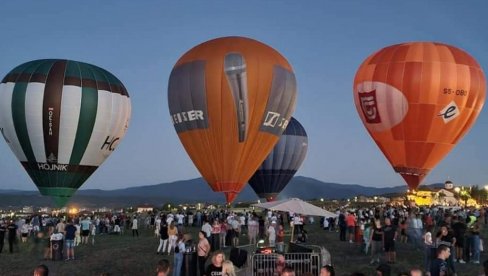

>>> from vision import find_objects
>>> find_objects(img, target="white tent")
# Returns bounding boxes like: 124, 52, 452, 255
253, 198, 337, 218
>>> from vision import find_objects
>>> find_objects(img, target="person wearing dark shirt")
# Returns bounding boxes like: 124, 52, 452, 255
451, 216, 466, 263
7, 220, 17, 253
436, 225, 456, 274
157, 223, 169, 254
370, 219, 383, 265
0, 220, 6, 253
64, 219, 77, 260
338, 212, 346, 241
383, 217, 397, 264
430, 244, 450, 276
258, 217, 265, 240
205, 250, 224, 276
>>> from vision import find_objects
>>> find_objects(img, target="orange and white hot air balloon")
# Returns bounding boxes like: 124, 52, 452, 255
354, 42, 486, 190
168, 37, 297, 203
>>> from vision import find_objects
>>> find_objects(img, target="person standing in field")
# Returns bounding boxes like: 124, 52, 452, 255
197, 231, 211, 276
0, 220, 6, 253
64, 219, 77, 260
276, 224, 285, 252
132, 216, 139, 237
346, 211, 356, 243
430, 244, 450, 276
7, 220, 18, 253
80, 216, 91, 245
247, 216, 258, 245
90, 220, 96, 245
231, 217, 241, 247
74, 220, 81, 247
211, 219, 221, 251
205, 250, 225, 276
157, 222, 169, 254
219, 220, 227, 249
55, 219, 66, 235
382, 217, 397, 264
172, 233, 186, 276
436, 225, 457, 275
167, 221, 178, 255
267, 221, 277, 247
201, 220, 212, 242
20, 222, 30, 243
423, 224, 434, 273
338, 211, 346, 242
369, 219, 383, 265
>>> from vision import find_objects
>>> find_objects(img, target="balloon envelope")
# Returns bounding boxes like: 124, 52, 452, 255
0, 59, 131, 206
248, 117, 308, 201
168, 37, 297, 203
354, 42, 486, 190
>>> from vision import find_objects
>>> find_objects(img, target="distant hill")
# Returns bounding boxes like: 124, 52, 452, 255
0, 176, 444, 208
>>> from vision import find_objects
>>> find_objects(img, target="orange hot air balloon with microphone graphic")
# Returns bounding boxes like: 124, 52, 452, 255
354, 42, 485, 190
168, 37, 297, 203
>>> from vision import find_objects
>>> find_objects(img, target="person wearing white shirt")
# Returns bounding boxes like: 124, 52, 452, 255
201, 221, 212, 239
323, 217, 329, 230
166, 215, 174, 226
176, 214, 184, 225
131, 216, 139, 237
239, 215, 246, 234
155, 217, 162, 237
267, 221, 277, 247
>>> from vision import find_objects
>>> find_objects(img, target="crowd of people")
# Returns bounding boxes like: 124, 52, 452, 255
327, 205, 488, 275
3, 204, 488, 275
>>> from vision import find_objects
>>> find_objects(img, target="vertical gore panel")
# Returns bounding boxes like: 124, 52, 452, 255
42, 60, 67, 163
168, 61, 208, 133
259, 66, 296, 136
69, 78, 99, 165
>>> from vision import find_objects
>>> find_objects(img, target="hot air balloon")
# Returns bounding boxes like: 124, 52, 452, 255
168, 36, 297, 203
354, 42, 486, 190
0, 59, 131, 207
248, 117, 308, 201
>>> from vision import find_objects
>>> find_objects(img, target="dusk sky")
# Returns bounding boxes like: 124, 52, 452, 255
1, 1, 487, 191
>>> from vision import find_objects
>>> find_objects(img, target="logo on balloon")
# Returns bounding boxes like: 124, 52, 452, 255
171, 110, 205, 125
48, 107, 54, 136
101, 136, 120, 151
263, 111, 280, 127
359, 90, 382, 124
37, 163, 68, 171
262, 111, 289, 132
47, 153, 57, 163
438, 101, 460, 123
355, 81, 408, 132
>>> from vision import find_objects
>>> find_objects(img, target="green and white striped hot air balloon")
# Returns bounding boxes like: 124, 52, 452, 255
0, 59, 131, 207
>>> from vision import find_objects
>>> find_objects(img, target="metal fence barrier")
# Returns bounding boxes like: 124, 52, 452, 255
251, 252, 321, 276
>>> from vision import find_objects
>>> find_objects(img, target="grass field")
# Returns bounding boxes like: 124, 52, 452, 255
0, 220, 486, 275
